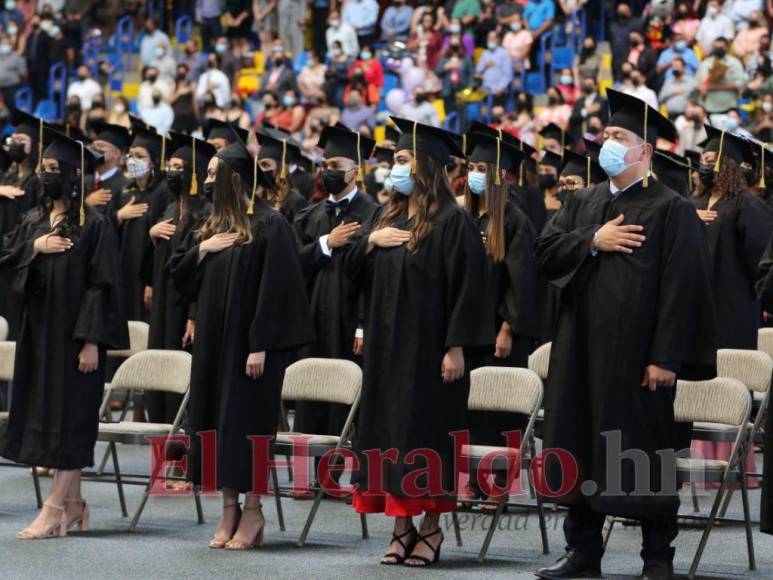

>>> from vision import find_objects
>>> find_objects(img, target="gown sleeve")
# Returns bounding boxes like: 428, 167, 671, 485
737, 193, 773, 285
647, 197, 717, 379
0, 215, 40, 294
444, 209, 495, 348
293, 205, 332, 278
756, 233, 773, 311
248, 213, 315, 352
535, 192, 601, 289
73, 215, 130, 349
500, 209, 541, 340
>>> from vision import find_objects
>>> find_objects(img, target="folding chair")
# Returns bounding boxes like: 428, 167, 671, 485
96, 320, 150, 475
528, 342, 551, 429
0, 315, 8, 341
460, 367, 548, 562
603, 378, 753, 579
272, 358, 365, 546
96, 349, 202, 531
0, 340, 42, 508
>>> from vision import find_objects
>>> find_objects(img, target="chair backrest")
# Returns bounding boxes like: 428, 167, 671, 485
758, 328, 773, 360
0, 316, 7, 341
281, 358, 361, 406
674, 378, 751, 427
0, 341, 15, 382
107, 321, 149, 358
717, 348, 773, 393
528, 342, 551, 381
110, 350, 191, 395
468, 367, 543, 416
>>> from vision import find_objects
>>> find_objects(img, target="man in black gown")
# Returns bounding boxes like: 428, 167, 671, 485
87, 121, 132, 214
535, 90, 717, 580
292, 125, 378, 437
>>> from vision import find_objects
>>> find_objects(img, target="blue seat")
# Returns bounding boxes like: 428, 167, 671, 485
14, 86, 32, 112
175, 15, 192, 57
466, 102, 482, 123
443, 112, 461, 134
293, 51, 308, 74
377, 73, 400, 113
47, 61, 67, 119
525, 72, 545, 95
34, 99, 58, 121
551, 46, 575, 76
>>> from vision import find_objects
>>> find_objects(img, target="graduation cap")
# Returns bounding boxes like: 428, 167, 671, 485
204, 118, 249, 145
539, 123, 573, 150
582, 138, 602, 162
653, 150, 692, 196
42, 128, 99, 226
169, 131, 217, 196
383, 123, 400, 144
256, 129, 302, 179
298, 155, 314, 173
390, 117, 464, 171
468, 121, 536, 186
561, 149, 605, 187
216, 141, 272, 215
45, 122, 90, 144
90, 120, 132, 151
131, 127, 163, 162
750, 140, 771, 188
701, 124, 754, 172
11, 108, 44, 171
373, 146, 395, 165
467, 133, 527, 184
539, 150, 564, 172
129, 114, 151, 133
318, 124, 376, 180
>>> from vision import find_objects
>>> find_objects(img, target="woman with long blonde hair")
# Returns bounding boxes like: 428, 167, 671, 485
171, 140, 313, 551
346, 118, 490, 567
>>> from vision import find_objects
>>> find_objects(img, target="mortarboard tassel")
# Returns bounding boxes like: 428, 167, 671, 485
411, 122, 418, 175
687, 157, 693, 189
356, 132, 364, 181
760, 143, 767, 189
586, 156, 591, 188
190, 137, 198, 195
160, 134, 167, 173
247, 156, 257, 215
642, 102, 649, 188
713, 130, 725, 174
494, 138, 501, 185
462, 134, 466, 157
78, 140, 85, 226
518, 140, 524, 187
280, 138, 287, 180
36, 119, 43, 173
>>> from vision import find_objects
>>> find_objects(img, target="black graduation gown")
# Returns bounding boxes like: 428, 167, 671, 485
111, 179, 169, 321
170, 200, 314, 492
292, 191, 379, 435
538, 207, 562, 343
0, 170, 40, 339
289, 169, 315, 200
0, 207, 129, 469
692, 191, 773, 349
535, 180, 716, 518
755, 234, 773, 534
145, 197, 212, 424
467, 201, 541, 446
346, 202, 493, 497
94, 169, 131, 215
510, 182, 547, 234
278, 189, 308, 225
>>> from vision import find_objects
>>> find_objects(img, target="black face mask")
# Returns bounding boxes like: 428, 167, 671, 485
539, 174, 557, 190
262, 168, 276, 189
742, 166, 758, 187
698, 163, 716, 187
712, 47, 726, 59
322, 169, 350, 195
7, 142, 28, 163
166, 169, 185, 195
557, 188, 571, 204
203, 180, 215, 201
415, 94, 427, 103
548, 96, 560, 106
40, 171, 65, 200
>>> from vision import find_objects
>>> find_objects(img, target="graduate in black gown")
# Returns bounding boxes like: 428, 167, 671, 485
652, 151, 693, 198
755, 232, 773, 534
170, 141, 313, 550
292, 125, 378, 436
0, 109, 44, 339
364, 146, 395, 205
0, 130, 128, 539
204, 118, 249, 153
461, 133, 541, 506
145, 133, 215, 424
535, 90, 717, 580
346, 118, 491, 567
255, 129, 308, 223
87, 121, 132, 214
692, 126, 773, 350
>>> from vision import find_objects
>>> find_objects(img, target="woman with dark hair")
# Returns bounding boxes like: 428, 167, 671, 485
255, 129, 308, 223
461, 132, 540, 508
346, 118, 490, 567
0, 130, 128, 539
171, 140, 313, 550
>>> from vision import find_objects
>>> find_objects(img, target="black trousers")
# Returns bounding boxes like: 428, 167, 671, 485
564, 503, 677, 564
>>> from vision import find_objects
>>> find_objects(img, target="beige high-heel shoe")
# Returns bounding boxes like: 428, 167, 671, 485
64, 498, 90, 533
17, 502, 67, 540
209, 503, 242, 549
224, 505, 265, 550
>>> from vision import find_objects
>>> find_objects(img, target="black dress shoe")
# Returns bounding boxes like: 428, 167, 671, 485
641, 560, 674, 580
535, 551, 602, 579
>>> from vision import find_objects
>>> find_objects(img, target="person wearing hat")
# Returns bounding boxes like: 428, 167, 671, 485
538, 149, 564, 218
535, 90, 717, 580
364, 145, 394, 204
539, 122, 573, 156
144, 133, 216, 427
170, 140, 313, 551
0, 109, 45, 338
204, 118, 249, 153
692, 127, 773, 351
87, 121, 132, 214
291, 125, 378, 441
0, 129, 128, 540
652, 150, 693, 197
461, 133, 541, 509
255, 129, 308, 223
345, 117, 490, 567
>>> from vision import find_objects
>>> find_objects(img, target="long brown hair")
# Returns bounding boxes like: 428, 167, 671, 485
377, 151, 455, 252
696, 156, 747, 199
197, 160, 253, 244
464, 163, 507, 262
263, 174, 290, 208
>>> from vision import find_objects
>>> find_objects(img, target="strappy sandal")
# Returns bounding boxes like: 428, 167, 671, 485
17, 502, 67, 540
224, 504, 265, 550
208, 502, 242, 549
380, 525, 418, 565
404, 528, 444, 567
64, 498, 90, 533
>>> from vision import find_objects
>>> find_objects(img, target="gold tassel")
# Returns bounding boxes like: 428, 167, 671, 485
160, 134, 166, 172
713, 131, 725, 174
687, 157, 693, 188
35, 120, 43, 173
560, 129, 565, 154
190, 137, 198, 195
462, 134, 466, 157
642, 102, 649, 188
494, 138, 501, 185
356, 132, 364, 181
247, 156, 257, 215
759, 143, 767, 188
586, 156, 591, 188
280, 139, 287, 179
411, 121, 417, 175
518, 140, 524, 187
79, 141, 85, 226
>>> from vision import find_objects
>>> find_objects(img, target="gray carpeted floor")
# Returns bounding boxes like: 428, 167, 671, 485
0, 442, 771, 580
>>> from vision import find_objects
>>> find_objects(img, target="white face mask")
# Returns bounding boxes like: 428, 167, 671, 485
374, 166, 390, 184
127, 157, 150, 179
114, 103, 126, 114
763, 102, 773, 113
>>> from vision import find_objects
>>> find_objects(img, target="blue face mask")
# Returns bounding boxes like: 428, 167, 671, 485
598, 139, 643, 177
389, 163, 415, 196
467, 170, 486, 195
675, 40, 687, 52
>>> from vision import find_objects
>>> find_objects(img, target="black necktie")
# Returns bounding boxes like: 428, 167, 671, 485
324, 198, 350, 216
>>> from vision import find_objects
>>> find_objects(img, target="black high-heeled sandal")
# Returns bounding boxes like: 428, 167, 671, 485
404, 528, 444, 568
380, 525, 417, 565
